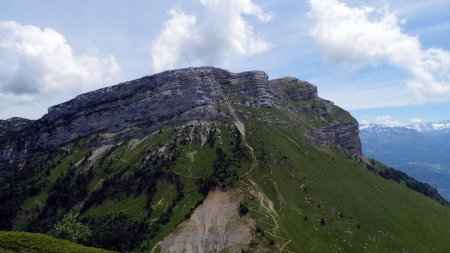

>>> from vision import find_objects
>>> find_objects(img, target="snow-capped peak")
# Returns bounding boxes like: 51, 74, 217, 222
359, 123, 374, 130
431, 122, 450, 130
361, 120, 450, 133
406, 120, 450, 132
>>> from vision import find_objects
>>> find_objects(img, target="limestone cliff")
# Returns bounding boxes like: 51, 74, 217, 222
272, 77, 361, 156
0, 118, 33, 138
0, 66, 361, 175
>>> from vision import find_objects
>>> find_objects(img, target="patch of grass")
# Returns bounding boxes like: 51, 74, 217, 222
82, 192, 148, 220
47, 150, 87, 186
330, 106, 355, 122
0, 231, 115, 253
149, 181, 177, 220
21, 192, 49, 211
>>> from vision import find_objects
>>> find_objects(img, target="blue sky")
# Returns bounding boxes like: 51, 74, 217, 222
352, 100, 450, 126
0, 0, 449, 125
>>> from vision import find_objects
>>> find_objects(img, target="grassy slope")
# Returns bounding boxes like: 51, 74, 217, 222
14, 122, 243, 251
238, 107, 450, 252
0, 232, 115, 253
12, 105, 450, 252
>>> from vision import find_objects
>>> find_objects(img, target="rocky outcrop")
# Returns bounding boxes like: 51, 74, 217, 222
271, 77, 318, 101
158, 189, 253, 253
272, 76, 362, 156
0, 118, 33, 138
311, 121, 362, 156
0, 66, 361, 175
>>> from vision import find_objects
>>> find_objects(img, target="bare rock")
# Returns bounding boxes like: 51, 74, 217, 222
271, 77, 318, 101
0, 118, 33, 138
310, 121, 362, 156
159, 189, 253, 253
0, 66, 362, 175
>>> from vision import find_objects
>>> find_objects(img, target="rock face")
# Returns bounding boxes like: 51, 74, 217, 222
312, 121, 362, 156
158, 189, 253, 253
0, 66, 361, 175
271, 77, 318, 101
0, 118, 33, 138
272, 77, 361, 156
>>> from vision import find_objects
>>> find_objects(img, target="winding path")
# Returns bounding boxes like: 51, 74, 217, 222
224, 101, 293, 252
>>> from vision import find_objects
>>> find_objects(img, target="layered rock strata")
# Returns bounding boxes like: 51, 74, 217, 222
0, 66, 361, 175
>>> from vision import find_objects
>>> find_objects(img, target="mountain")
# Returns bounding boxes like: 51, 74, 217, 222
1, 67, 450, 253
360, 122, 450, 200
0, 68, 360, 176
406, 120, 450, 133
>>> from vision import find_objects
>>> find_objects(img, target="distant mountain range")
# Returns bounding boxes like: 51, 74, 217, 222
360, 121, 450, 200
360, 120, 450, 133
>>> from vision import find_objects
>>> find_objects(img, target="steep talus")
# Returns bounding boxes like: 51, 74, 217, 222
159, 189, 253, 253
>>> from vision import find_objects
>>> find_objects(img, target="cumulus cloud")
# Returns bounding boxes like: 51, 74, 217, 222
375, 115, 404, 127
308, 0, 450, 102
151, 0, 273, 72
0, 21, 120, 104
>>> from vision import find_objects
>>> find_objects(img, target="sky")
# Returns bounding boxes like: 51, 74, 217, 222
0, 0, 449, 126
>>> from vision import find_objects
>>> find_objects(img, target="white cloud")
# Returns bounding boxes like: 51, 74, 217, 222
151, 0, 273, 72
308, 0, 450, 102
375, 115, 404, 127
0, 21, 120, 103
410, 118, 423, 124
0, 93, 34, 107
